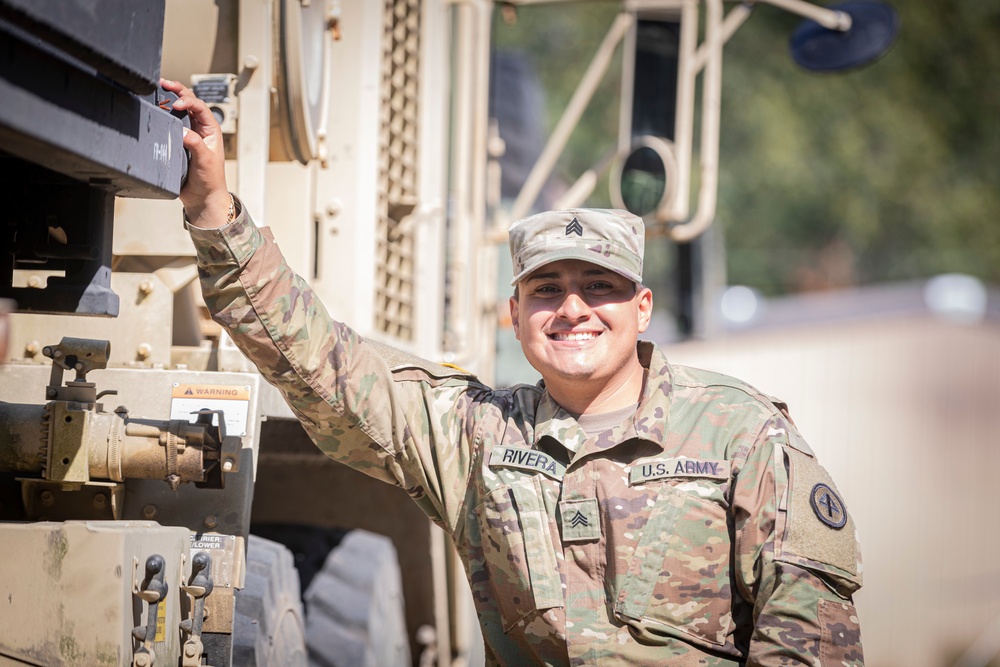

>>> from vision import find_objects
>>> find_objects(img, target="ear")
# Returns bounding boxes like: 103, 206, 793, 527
509, 296, 521, 340
636, 286, 653, 334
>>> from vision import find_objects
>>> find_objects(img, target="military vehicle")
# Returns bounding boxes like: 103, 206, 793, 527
0, 0, 897, 665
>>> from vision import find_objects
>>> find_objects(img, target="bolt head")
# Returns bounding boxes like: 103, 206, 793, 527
204, 515, 218, 529
93, 494, 107, 508
142, 505, 157, 519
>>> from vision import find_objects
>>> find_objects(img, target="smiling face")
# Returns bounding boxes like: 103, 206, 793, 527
510, 259, 653, 413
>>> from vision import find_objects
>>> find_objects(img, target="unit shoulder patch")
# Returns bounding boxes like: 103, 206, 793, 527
810, 482, 848, 529
779, 447, 860, 583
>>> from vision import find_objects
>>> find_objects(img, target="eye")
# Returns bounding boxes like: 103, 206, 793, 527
587, 281, 615, 295
534, 284, 562, 295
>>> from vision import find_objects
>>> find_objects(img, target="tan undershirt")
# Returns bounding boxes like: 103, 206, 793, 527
564, 402, 639, 451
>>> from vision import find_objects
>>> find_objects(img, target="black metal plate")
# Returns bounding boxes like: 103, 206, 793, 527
0, 0, 165, 94
0, 19, 187, 199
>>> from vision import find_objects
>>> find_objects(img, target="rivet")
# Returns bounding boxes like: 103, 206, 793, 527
40, 491, 55, 507
203, 515, 218, 529
143, 505, 157, 520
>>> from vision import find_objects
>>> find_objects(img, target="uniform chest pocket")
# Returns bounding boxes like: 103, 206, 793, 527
475, 477, 563, 631
612, 484, 733, 647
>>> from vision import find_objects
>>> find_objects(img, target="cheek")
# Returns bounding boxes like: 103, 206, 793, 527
509, 300, 521, 340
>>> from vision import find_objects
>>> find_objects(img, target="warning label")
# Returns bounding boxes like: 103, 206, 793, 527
170, 384, 250, 436
172, 384, 251, 400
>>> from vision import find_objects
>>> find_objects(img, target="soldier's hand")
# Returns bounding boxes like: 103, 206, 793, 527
161, 78, 231, 228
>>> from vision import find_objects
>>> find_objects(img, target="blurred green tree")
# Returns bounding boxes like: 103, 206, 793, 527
490, 1, 1000, 295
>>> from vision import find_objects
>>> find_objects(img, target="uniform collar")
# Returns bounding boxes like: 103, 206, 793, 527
533, 340, 673, 454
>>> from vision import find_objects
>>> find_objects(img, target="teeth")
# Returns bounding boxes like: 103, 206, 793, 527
551, 332, 598, 341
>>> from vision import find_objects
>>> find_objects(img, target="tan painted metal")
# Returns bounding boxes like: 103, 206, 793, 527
0, 521, 191, 667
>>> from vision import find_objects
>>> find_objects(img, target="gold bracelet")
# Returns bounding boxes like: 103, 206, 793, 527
226, 194, 236, 224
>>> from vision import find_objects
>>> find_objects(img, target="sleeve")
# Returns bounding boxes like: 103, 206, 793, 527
186, 202, 486, 533
731, 412, 864, 666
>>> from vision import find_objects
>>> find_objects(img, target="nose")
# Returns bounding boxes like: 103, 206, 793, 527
555, 290, 591, 322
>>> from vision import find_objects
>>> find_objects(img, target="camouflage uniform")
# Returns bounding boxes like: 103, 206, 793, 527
189, 207, 864, 666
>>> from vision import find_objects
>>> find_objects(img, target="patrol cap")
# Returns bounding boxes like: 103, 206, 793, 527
508, 209, 644, 286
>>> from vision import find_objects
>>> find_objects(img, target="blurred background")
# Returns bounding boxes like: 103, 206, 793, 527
488, 2, 1000, 665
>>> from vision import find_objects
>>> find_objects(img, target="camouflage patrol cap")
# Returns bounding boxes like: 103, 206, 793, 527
509, 209, 644, 285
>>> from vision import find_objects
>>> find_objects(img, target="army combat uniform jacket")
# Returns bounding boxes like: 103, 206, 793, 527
189, 208, 864, 666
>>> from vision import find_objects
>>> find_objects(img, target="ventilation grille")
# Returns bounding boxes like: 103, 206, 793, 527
374, 0, 421, 340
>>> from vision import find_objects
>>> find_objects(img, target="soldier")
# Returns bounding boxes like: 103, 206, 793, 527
166, 79, 864, 665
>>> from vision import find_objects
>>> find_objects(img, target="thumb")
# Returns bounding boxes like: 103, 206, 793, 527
182, 126, 203, 152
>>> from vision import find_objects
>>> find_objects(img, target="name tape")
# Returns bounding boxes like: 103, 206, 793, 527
629, 457, 729, 485
489, 446, 565, 480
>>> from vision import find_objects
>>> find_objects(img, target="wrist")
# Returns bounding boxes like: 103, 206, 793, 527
184, 191, 234, 229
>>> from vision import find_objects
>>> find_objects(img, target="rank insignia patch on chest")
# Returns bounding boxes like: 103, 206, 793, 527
559, 498, 601, 542
810, 483, 848, 529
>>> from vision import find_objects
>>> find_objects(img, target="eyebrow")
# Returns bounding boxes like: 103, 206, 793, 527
524, 268, 611, 283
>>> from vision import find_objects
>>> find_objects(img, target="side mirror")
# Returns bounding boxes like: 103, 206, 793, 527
790, 1, 900, 72
610, 135, 679, 221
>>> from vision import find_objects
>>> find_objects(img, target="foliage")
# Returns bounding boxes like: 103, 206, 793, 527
491, 1, 1000, 295
719, 1, 1000, 293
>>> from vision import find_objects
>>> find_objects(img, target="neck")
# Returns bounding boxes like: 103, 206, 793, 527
544, 359, 647, 415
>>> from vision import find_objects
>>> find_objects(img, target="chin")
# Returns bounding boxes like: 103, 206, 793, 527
546, 363, 600, 382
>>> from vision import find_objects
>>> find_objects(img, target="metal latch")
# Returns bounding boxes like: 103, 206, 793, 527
179, 551, 215, 667
132, 554, 167, 667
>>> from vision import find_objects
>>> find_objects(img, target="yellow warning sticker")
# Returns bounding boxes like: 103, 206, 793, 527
172, 384, 251, 400
155, 609, 166, 642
